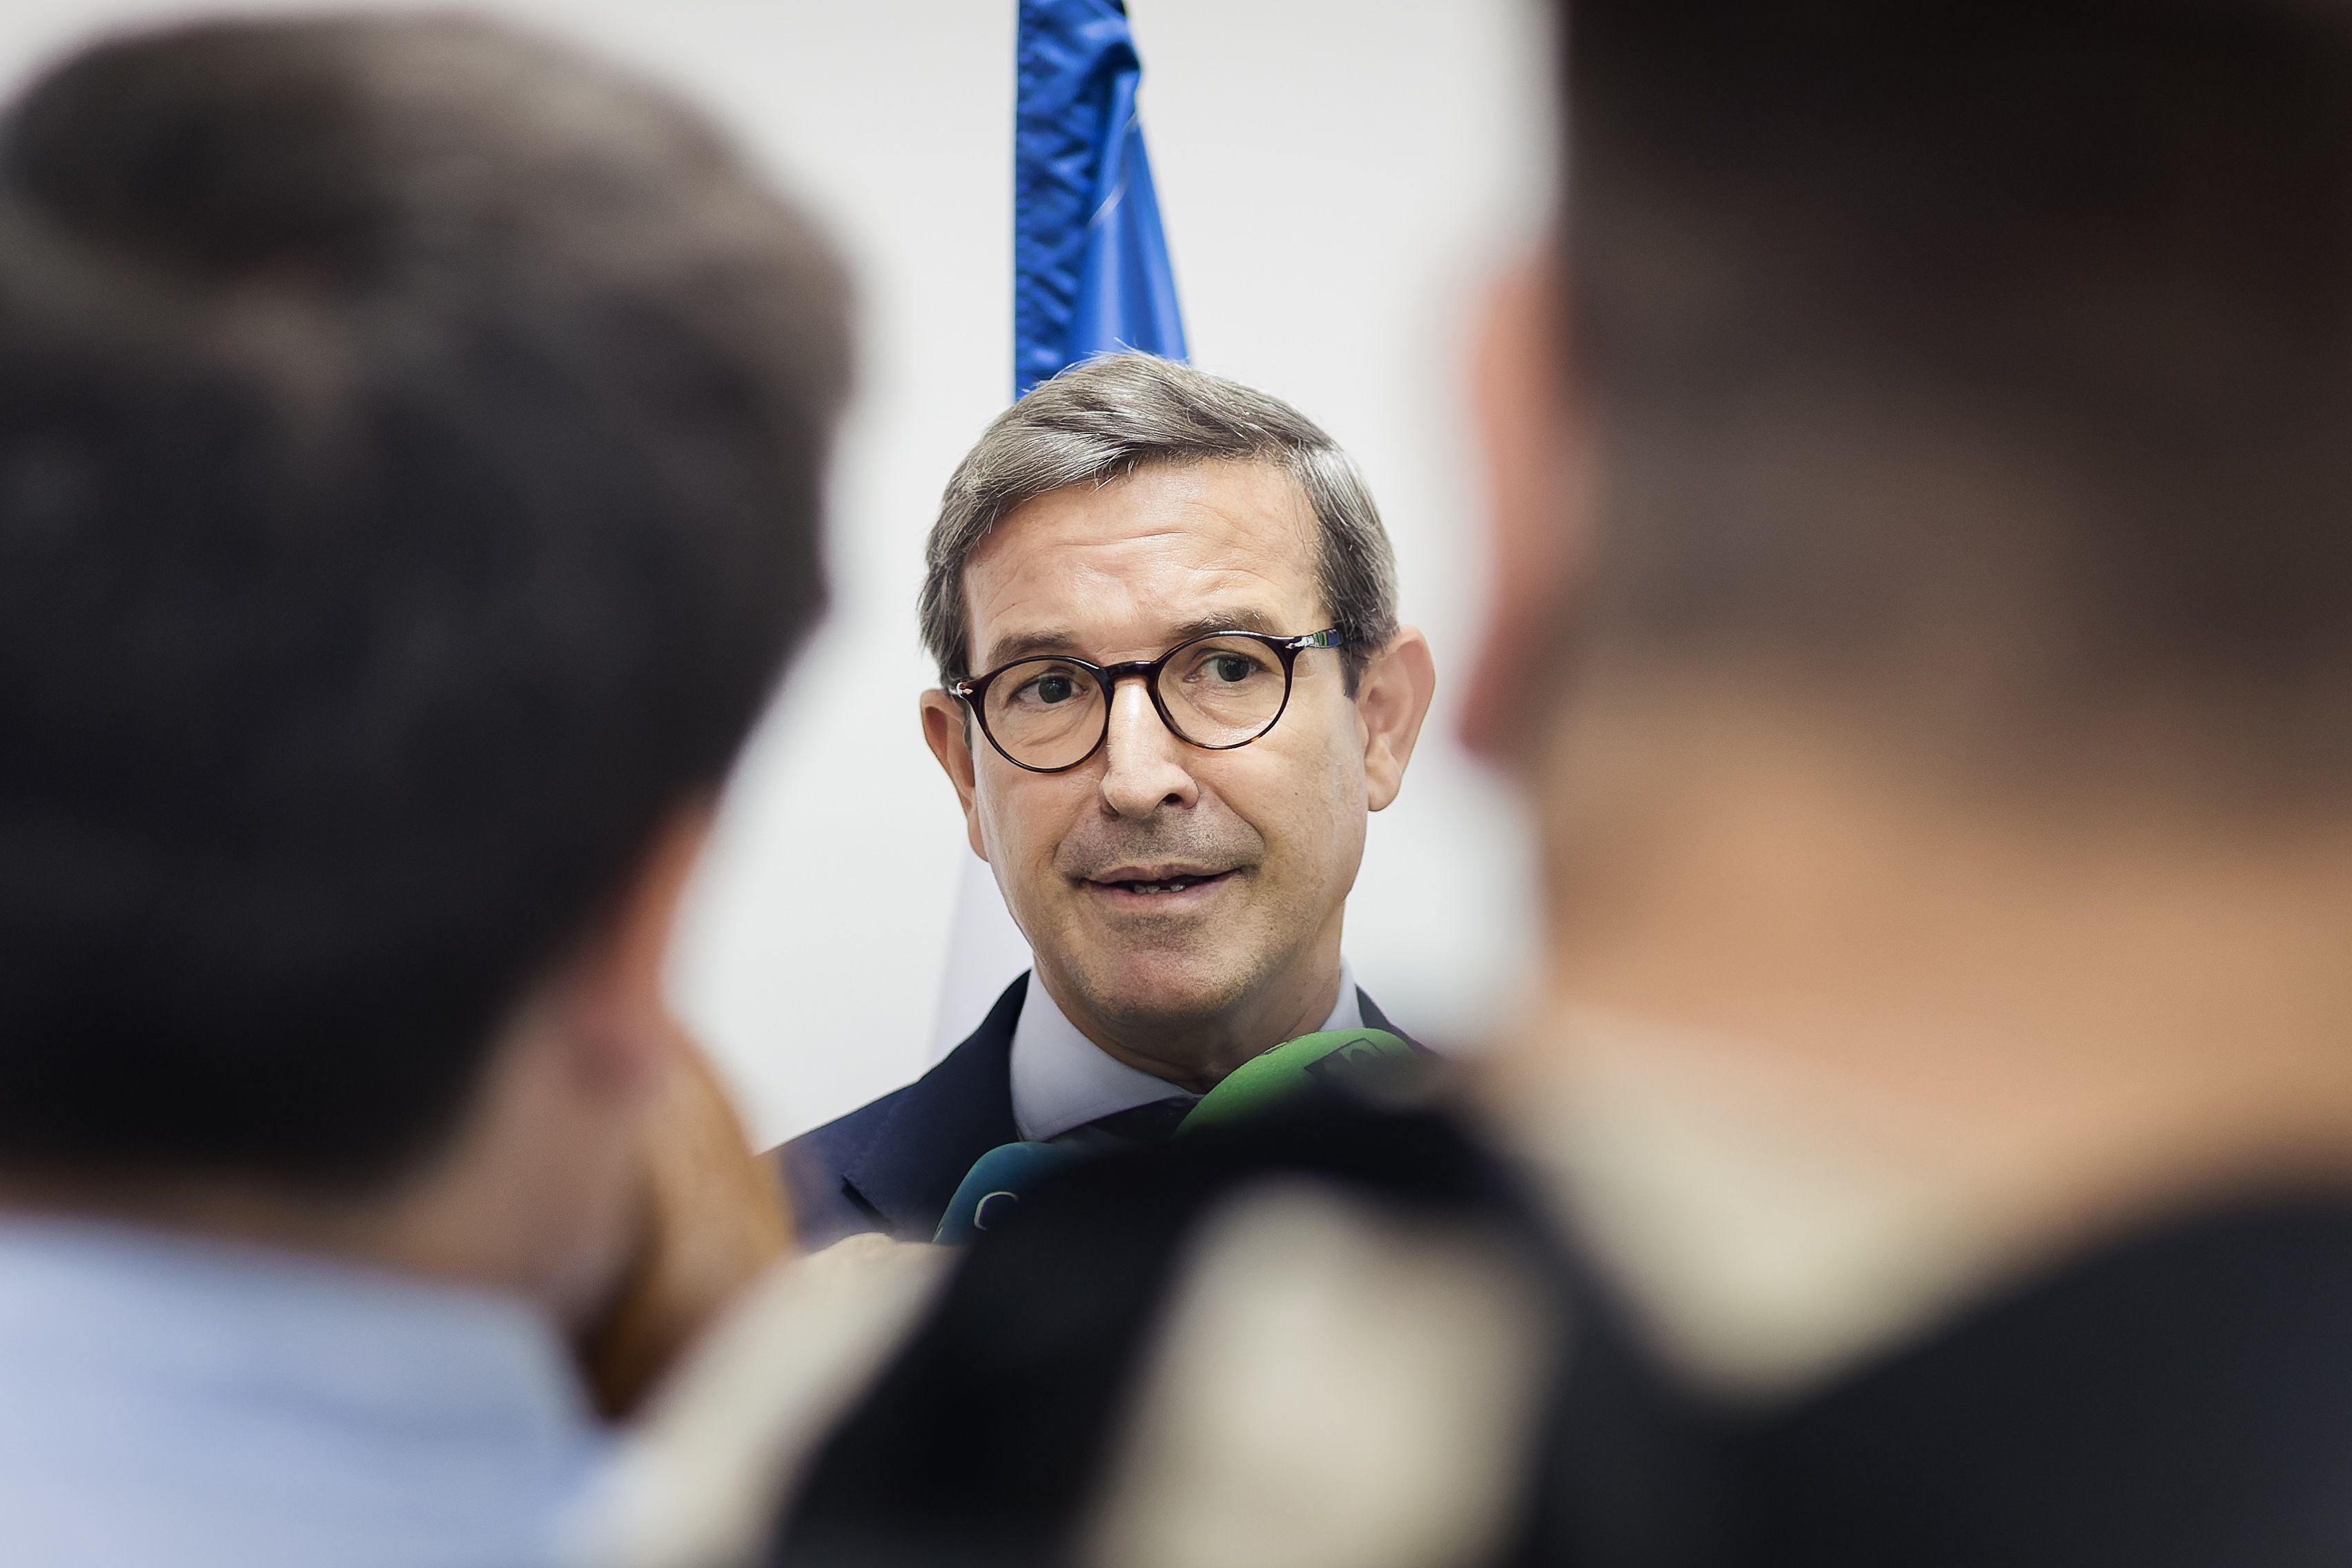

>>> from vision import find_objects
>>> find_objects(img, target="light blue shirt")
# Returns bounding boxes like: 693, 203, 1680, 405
0, 1214, 610, 1567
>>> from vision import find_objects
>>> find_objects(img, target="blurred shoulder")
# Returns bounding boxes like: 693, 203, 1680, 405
776, 1092, 1574, 1568
570, 1234, 952, 1568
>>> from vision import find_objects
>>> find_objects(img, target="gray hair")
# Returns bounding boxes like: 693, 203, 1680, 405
919, 353, 1399, 687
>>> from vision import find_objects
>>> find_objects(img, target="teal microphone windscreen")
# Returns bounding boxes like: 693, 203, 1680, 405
934, 1140, 1086, 1245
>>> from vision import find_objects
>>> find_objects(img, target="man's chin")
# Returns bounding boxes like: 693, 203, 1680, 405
1055, 952, 1256, 1034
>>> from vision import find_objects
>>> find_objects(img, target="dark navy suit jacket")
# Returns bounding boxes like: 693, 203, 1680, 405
778, 972, 1411, 1249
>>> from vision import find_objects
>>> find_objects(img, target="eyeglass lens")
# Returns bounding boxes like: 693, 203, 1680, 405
982, 634, 1292, 770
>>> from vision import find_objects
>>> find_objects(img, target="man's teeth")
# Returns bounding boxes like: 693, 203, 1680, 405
1116, 874, 1209, 894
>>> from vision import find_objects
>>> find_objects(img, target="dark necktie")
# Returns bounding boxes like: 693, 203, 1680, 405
1055, 1095, 1196, 1147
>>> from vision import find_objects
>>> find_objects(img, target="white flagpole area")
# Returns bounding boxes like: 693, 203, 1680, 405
929, 852, 1035, 1059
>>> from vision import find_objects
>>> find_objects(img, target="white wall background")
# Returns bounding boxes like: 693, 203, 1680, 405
0, 0, 1552, 1149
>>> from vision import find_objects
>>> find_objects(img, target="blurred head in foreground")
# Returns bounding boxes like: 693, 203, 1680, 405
1466, 0, 2352, 1242
0, 15, 847, 1317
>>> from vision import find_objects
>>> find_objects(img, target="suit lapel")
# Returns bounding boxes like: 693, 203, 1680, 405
1357, 988, 1424, 1052
839, 979, 1413, 1239
841, 975, 1028, 1238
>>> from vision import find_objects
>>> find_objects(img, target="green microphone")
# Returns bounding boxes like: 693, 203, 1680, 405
932, 1026, 1418, 1244
1175, 1027, 1415, 1135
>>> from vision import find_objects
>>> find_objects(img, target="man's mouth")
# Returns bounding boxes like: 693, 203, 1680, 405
1085, 868, 1238, 898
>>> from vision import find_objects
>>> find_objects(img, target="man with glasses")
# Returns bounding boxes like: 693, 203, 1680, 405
781, 353, 1436, 1246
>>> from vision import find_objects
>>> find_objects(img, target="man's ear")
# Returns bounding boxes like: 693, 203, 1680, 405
920, 689, 990, 859
1358, 626, 1438, 812
1460, 242, 1589, 764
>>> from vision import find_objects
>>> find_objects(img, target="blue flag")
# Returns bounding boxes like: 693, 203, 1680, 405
1014, 0, 1186, 397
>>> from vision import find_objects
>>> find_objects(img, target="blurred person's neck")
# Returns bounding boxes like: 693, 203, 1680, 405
0, 807, 712, 1333
0, 994, 646, 1329
1496, 678, 2352, 1270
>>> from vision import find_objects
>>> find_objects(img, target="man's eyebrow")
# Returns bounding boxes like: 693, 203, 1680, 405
978, 609, 1297, 672
977, 628, 1086, 669
1164, 609, 1288, 643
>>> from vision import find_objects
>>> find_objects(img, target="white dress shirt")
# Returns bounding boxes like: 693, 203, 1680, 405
1010, 961, 1362, 1142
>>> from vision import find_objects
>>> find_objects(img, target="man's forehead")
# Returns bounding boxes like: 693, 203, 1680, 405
964, 460, 1325, 665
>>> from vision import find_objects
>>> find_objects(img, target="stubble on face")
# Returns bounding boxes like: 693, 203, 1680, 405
1045, 796, 1275, 1026
1029, 776, 1358, 1073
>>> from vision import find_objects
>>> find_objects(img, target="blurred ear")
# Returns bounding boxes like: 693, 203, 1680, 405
1358, 627, 1437, 812
921, 689, 990, 860
556, 804, 796, 1416
1460, 243, 1589, 765
574, 1018, 791, 1418
553, 803, 715, 1099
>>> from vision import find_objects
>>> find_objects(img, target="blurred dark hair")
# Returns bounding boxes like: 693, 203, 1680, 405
0, 16, 850, 1190
1564, 1, 2352, 782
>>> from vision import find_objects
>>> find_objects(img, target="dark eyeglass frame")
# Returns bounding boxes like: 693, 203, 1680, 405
948, 628, 1346, 774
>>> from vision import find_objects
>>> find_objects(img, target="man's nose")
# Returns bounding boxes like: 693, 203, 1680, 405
1097, 676, 1199, 818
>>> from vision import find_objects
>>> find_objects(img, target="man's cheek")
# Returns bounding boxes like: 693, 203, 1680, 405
981, 785, 1042, 872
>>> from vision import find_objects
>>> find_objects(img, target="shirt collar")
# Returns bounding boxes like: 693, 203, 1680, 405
1011, 962, 1361, 1143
